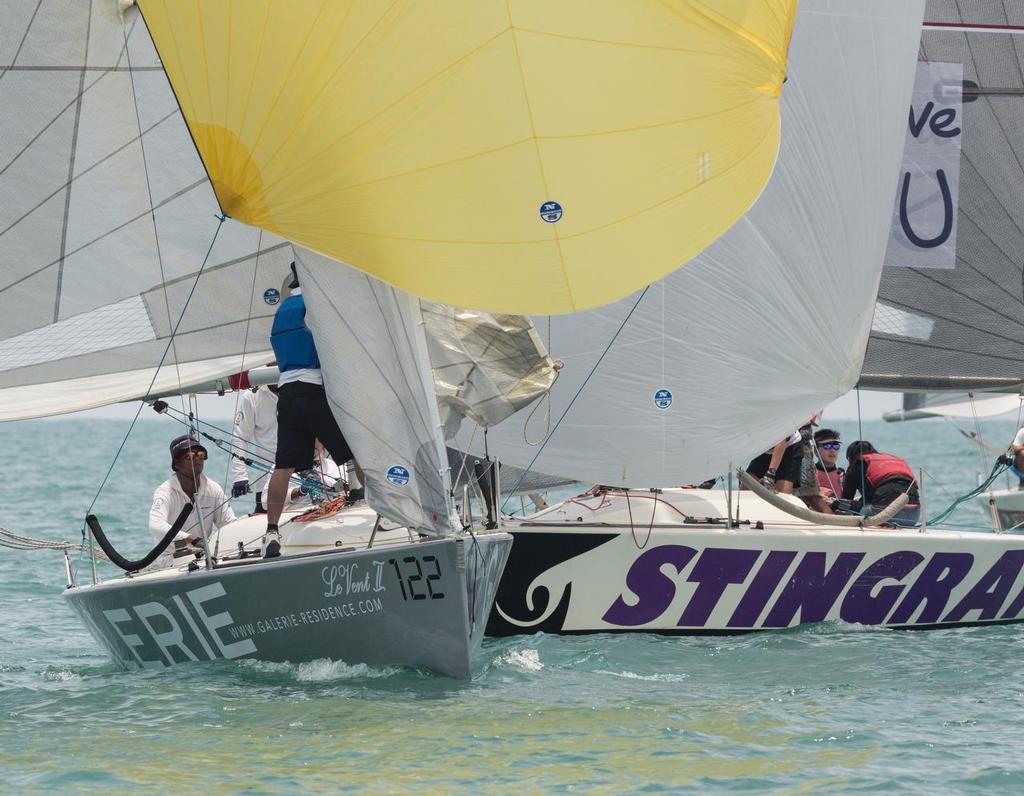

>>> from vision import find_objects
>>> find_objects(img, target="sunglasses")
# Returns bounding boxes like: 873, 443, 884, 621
178, 449, 207, 461
818, 441, 841, 450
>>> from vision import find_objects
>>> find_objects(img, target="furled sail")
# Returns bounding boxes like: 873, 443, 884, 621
295, 247, 453, 535
0, 0, 294, 418
453, 0, 925, 486
422, 305, 557, 439
861, 2, 1024, 391
137, 0, 796, 314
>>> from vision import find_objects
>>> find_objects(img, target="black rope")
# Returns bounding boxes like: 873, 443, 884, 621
86, 504, 193, 572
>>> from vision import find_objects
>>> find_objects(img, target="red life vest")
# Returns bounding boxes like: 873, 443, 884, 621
862, 453, 914, 486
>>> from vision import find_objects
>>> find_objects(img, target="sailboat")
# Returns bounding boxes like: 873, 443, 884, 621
471, 0, 1024, 636
0, 1, 796, 675
860, 4, 1024, 535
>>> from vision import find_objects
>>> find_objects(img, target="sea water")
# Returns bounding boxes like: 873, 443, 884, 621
2, 414, 1024, 793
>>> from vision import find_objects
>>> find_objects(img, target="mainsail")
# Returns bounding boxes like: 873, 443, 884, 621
453, 0, 926, 487
861, 2, 1024, 391
0, 0, 292, 419
137, 0, 796, 314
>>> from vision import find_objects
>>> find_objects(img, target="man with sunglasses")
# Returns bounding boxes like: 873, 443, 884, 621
149, 434, 237, 565
813, 428, 845, 499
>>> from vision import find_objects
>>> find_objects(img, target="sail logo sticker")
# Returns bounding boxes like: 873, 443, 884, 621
539, 201, 563, 223
386, 465, 410, 486
263, 288, 281, 305
654, 389, 673, 409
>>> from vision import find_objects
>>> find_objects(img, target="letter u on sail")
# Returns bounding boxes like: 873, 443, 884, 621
137, 0, 797, 314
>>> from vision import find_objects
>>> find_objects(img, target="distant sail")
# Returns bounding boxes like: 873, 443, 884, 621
452, 0, 925, 486
862, 3, 1024, 391
883, 392, 1022, 422
138, 0, 796, 314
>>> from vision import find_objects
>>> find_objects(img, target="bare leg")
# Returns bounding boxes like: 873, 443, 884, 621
266, 467, 294, 527
775, 479, 795, 495
352, 458, 364, 487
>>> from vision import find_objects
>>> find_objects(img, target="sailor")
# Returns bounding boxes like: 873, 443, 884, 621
813, 428, 846, 499
262, 263, 362, 557
150, 434, 237, 564
229, 383, 280, 512
840, 440, 920, 526
746, 431, 803, 494
1012, 425, 1024, 489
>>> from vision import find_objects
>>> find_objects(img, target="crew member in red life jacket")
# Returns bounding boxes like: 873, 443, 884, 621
840, 440, 920, 526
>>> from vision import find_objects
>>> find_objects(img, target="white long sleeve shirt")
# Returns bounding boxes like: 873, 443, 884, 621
149, 475, 237, 551
229, 387, 279, 487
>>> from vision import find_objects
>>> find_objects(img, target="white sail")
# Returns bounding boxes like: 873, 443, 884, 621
295, 247, 453, 535
455, 0, 926, 487
0, 0, 291, 412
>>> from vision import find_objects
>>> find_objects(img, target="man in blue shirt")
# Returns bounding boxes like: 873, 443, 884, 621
262, 263, 361, 557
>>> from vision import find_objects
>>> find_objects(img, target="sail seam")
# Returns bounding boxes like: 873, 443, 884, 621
0, 0, 42, 85
53, 0, 94, 323
502, 0, 573, 310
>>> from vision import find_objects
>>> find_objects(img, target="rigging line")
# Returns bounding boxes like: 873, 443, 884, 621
501, 285, 652, 511
123, 16, 187, 419
224, 229, 264, 490
968, 392, 988, 477
162, 404, 278, 462
53, 0, 93, 324
83, 213, 228, 527
855, 385, 866, 508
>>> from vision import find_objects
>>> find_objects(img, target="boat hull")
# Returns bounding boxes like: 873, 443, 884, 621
66, 533, 511, 679
487, 490, 1024, 636
979, 488, 1024, 532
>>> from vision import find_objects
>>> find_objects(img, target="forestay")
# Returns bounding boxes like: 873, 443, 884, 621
0, 0, 291, 418
862, 2, 1024, 391
138, 0, 796, 314
454, 0, 925, 487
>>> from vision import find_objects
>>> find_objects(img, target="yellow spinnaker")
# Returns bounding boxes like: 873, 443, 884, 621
138, 0, 796, 314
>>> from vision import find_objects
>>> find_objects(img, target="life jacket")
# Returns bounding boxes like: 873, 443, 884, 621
862, 453, 914, 487
270, 294, 320, 371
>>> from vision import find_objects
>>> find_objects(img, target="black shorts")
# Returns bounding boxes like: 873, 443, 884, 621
275, 381, 353, 470
747, 444, 802, 483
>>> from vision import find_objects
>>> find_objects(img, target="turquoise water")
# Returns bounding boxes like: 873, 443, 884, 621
3, 415, 1024, 793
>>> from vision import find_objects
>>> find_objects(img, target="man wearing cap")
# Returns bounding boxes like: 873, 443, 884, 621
262, 263, 362, 557
149, 434, 237, 564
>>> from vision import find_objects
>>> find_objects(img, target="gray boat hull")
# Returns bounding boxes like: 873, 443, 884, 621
65, 533, 511, 679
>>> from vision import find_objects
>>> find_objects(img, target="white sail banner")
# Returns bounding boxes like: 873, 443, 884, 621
455, 0, 926, 487
295, 248, 451, 535
884, 61, 963, 270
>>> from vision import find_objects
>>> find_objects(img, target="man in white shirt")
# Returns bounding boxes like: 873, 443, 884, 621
1013, 426, 1024, 489
150, 434, 237, 565
229, 385, 279, 512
